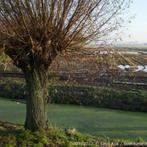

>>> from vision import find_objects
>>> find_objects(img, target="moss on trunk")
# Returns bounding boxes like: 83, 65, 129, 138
23, 66, 48, 132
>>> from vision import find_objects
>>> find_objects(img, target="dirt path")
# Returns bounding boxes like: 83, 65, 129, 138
0, 121, 22, 131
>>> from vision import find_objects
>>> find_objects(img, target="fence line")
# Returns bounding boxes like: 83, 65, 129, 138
0, 71, 147, 86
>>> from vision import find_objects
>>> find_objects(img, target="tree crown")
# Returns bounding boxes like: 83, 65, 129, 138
0, 0, 130, 68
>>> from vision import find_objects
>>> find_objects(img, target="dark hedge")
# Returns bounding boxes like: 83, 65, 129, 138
0, 79, 147, 112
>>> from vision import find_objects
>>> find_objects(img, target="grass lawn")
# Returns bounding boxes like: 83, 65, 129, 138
1, 98, 147, 140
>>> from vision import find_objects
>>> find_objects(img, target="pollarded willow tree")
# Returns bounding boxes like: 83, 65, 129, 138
0, 0, 130, 132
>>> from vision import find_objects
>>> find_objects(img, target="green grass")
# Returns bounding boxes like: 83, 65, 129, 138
1, 98, 147, 140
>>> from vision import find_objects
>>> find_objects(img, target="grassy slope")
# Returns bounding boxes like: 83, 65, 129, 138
1, 98, 147, 140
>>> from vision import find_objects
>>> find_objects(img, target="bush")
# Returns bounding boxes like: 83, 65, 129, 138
0, 79, 147, 112
0, 79, 26, 100
0, 124, 145, 147
49, 84, 147, 112
0, 126, 106, 147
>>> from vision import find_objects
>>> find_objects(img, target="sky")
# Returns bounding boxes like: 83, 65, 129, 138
122, 0, 147, 43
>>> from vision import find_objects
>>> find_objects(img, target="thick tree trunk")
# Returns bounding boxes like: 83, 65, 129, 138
23, 66, 48, 132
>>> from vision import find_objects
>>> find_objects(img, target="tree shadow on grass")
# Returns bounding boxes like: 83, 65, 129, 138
0, 129, 23, 136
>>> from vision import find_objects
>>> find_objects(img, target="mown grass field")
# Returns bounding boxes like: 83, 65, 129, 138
1, 98, 147, 140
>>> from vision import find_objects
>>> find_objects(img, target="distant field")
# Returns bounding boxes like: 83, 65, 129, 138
1, 98, 147, 140
117, 46, 147, 52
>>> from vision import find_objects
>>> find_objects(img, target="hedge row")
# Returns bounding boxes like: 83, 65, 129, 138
0, 79, 147, 112
49, 84, 147, 112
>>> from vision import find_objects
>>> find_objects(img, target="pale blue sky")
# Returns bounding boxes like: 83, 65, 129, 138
123, 0, 147, 43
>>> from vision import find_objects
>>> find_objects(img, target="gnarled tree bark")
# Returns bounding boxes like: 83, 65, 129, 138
23, 66, 48, 132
